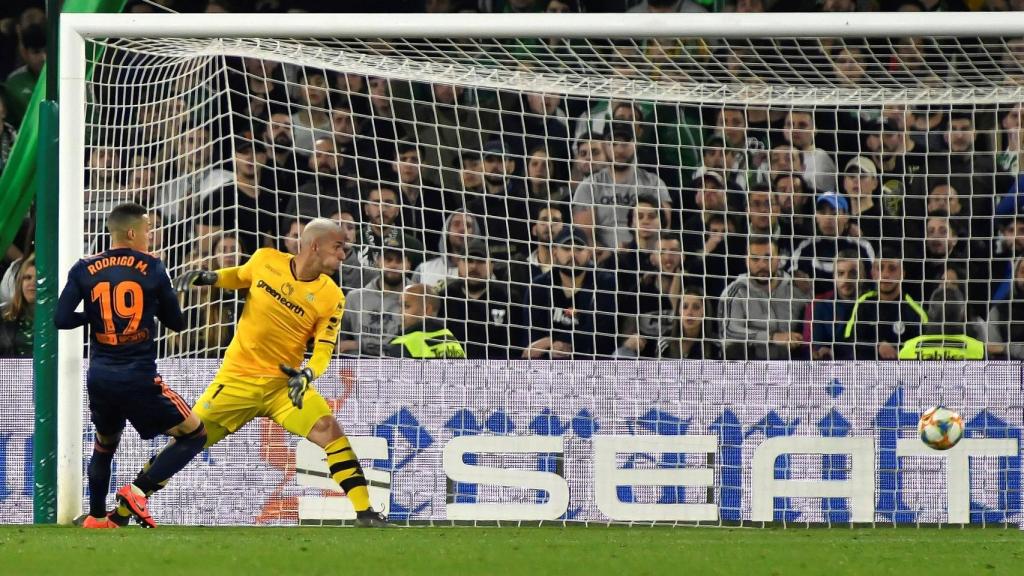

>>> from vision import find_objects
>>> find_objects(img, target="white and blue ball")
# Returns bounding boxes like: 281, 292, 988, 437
918, 406, 964, 450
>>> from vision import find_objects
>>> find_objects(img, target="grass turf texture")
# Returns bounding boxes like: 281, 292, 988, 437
1, 526, 1022, 576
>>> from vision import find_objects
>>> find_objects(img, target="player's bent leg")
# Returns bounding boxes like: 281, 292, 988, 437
271, 388, 390, 527
84, 430, 122, 528
307, 415, 390, 528
118, 413, 208, 528
140, 413, 207, 489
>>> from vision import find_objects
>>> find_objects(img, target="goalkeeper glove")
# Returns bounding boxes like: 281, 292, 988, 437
280, 364, 313, 409
173, 270, 218, 292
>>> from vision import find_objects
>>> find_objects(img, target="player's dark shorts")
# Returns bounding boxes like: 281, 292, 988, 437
87, 373, 192, 440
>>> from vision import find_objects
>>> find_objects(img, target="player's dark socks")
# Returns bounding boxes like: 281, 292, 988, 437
87, 437, 119, 518
139, 423, 207, 486
324, 436, 370, 511
139, 450, 169, 496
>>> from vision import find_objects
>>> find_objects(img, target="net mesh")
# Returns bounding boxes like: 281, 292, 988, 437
62, 29, 1024, 525
83, 34, 1024, 363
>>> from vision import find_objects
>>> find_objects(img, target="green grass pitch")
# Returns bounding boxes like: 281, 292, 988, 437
1, 525, 1022, 575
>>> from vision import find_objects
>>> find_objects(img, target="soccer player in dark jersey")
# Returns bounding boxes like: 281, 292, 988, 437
55, 203, 206, 529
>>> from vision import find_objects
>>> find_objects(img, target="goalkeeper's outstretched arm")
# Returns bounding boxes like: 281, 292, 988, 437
174, 248, 267, 292
211, 266, 252, 290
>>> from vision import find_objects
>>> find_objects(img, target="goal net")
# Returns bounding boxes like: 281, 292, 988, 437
49, 12, 1023, 526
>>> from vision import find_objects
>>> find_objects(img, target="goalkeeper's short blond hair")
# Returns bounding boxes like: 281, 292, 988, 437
299, 218, 342, 249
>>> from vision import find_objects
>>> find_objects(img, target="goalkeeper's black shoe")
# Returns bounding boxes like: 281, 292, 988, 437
355, 509, 393, 528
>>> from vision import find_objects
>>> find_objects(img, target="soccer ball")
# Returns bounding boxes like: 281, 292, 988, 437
918, 406, 964, 450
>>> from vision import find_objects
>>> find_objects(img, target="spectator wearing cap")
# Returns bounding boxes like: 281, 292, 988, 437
686, 164, 744, 217
198, 140, 281, 257
572, 119, 672, 256
841, 241, 928, 360
460, 149, 485, 195
441, 240, 525, 360
788, 192, 875, 299
2, 21, 45, 126
841, 155, 897, 245
413, 210, 480, 293
523, 227, 618, 359
720, 236, 808, 360
464, 138, 531, 260
681, 169, 746, 301
385, 284, 465, 359
783, 109, 838, 193
339, 235, 414, 357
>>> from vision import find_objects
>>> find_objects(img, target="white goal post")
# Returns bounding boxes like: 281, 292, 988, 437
55, 12, 1024, 526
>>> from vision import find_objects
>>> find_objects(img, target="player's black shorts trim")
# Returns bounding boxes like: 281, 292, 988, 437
87, 373, 191, 440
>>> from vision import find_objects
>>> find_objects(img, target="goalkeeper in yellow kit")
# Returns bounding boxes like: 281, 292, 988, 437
172, 218, 388, 527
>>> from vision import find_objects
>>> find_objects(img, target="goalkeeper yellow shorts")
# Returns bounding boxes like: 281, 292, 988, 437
193, 373, 332, 446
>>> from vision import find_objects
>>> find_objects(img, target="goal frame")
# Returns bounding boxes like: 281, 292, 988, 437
56, 11, 1024, 525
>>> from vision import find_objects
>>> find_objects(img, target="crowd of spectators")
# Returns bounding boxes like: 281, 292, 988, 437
3, 0, 1024, 360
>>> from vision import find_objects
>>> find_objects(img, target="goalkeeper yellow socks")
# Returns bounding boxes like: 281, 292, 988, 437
324, 436, 370, 511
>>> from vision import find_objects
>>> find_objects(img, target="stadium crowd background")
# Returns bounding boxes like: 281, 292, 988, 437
2, 0, 1024, 361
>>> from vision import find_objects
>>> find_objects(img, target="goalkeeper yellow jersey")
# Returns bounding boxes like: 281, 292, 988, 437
215, 248, 344, 382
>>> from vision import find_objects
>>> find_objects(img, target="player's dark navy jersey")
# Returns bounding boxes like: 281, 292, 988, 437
55, 247, 185, 378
